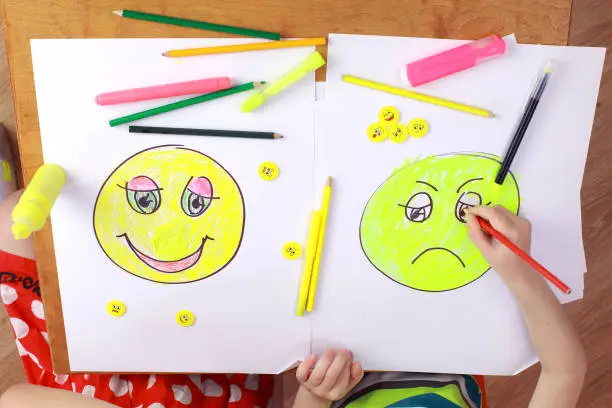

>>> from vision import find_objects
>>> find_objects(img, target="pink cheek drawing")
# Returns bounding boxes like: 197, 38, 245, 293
127, 175, 159, 191
188, 177, 213, 197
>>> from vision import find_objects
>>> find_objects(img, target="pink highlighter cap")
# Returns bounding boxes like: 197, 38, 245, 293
403, 35, 506, 87
95, 77, 231, 106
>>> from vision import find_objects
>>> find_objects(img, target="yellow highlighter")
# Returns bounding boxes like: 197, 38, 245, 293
296, 211, 321, 316
306, 177, 332, 312
242, 51, 326, 112
12, 164, 66, 239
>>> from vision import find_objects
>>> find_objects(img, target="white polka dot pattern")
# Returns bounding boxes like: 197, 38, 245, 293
229, 384, 242, 402
0, 284, 17, 304
172, 384, 192, 405
109, 375, 129, 397
203, 379, 222, 397
245, 374, 259, 391
31, 299, 45, 319
10, 317, 29, 339
82, 385, 96, 397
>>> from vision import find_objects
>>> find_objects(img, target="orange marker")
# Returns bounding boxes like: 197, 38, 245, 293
476, 216, 571, 294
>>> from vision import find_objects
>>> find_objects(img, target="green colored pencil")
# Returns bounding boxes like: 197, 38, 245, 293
113, 10, 281, 41
109, 82, 265, 127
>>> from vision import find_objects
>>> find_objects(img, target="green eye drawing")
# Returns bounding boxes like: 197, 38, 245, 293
125, 176, 161, 215
181, 177, 214, 217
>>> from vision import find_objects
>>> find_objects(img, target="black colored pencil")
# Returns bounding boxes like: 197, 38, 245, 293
128, 126, 282, 140
495, 62, 553, 185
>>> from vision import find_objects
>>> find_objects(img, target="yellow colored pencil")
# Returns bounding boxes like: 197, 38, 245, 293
163, 38, 327, 58
306, 177, 332, 312
343, 75, 495, 118
296, 211, 322, 317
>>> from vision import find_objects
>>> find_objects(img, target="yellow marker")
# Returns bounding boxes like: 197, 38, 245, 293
12, 164, 66, 240
296, 211, 321, 316
163, 38, 327, 58
306, 177, 332, 312
242, 51, 326, 112
343, 75, 495, 118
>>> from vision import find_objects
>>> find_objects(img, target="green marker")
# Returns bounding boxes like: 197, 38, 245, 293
109, 82, 265, 127
242, 51, 325, 112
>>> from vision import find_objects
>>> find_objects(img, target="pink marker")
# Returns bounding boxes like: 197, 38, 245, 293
95, 77, 231, 106
402, 35, 506, 87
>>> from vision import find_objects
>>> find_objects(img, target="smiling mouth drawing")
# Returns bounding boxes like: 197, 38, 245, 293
412, 247, 466, 268
116, 233, 212, 273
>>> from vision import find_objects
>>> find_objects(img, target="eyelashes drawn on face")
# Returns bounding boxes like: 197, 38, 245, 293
118, 175, 220, 216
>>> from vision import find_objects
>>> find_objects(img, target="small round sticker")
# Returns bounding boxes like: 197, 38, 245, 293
106, 300, 126, 318
176, 310, 195, 327
378, 106, 400, 124
388, 124, 409, 143
258, 162, 280, 181
407, 118, 429, 138
282, 242, 303, 260
367, 123, 388, 143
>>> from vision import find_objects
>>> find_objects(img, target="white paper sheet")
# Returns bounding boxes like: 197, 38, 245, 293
312, 34, 604, 374
31, 39, 317, 373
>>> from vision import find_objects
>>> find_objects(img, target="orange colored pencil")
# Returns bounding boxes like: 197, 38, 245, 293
476, 216, 571, 294
163, 38, 327, 58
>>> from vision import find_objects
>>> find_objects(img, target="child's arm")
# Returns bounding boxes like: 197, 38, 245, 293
292, 349, 364, 408
466, 206, 586, 408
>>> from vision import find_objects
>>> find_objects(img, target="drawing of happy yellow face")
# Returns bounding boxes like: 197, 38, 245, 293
93, 145, 245, 284
360, 153, 520, 292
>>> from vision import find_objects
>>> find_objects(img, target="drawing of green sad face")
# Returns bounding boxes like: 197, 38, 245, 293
360, 153, 520, 292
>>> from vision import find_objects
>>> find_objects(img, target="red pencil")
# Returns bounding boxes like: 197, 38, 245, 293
476, 216, 571, 294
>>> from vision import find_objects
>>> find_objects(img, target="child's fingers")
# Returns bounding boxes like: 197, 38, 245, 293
295, 354, 317, 383
328, 361, 352, 399
308, 349, 337, 386
320, 350, 351, 391
348, 361, 364, 389
465, 213, 491, 251
468, 205, 514, 233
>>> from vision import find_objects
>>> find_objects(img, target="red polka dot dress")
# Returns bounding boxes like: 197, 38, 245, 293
0, 250, 274, 407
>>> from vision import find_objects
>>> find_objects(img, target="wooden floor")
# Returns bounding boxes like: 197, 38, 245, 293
0, 1, 611, 406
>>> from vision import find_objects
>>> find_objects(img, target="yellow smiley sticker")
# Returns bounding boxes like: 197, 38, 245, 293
258, 162, 280, 181
176, 310, 195, 327
93, 145, 245, 284
282, 242, 303, 260
378, 106, 400, 124
407, 118, 429, 138
106, 300, 126, 317
367, 123, 388, 143
388, 124, 409, 144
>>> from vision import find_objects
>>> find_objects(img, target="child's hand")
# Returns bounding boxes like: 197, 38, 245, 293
465, 205, 532, 282
295, 349, 364, 404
